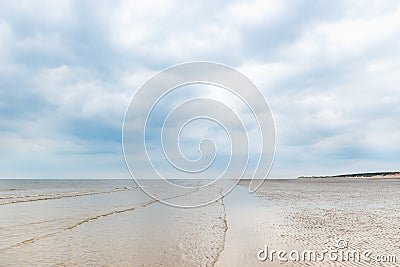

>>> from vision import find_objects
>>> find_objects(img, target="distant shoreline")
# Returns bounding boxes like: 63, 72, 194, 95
298, 171, 400, 179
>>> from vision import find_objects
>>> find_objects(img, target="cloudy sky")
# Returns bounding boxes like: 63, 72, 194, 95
0, 0, 399, 178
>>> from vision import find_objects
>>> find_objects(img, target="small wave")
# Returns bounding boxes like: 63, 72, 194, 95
0, 199, 157, 252
65, 200, 156, 231
0, 189, 199, 253
209, 189, 228, 266
0, 191, 87, 200
0, 187, 134, 206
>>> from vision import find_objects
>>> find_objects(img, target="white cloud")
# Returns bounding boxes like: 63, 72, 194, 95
225, 0, 286, 25
0, 0, 399, 177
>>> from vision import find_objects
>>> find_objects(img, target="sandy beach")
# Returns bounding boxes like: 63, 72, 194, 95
0, 178, 399, 266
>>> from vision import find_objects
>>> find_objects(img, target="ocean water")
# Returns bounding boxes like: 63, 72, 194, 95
0, 180, 146, 248
0, 178, 399, 266
0, 179, 228, 266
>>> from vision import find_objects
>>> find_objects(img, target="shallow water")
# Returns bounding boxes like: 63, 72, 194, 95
0, 178, 399, 266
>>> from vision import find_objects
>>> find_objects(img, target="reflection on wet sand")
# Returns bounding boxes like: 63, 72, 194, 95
0, 179, 399, 266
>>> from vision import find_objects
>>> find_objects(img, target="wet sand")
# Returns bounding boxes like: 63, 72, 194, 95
0, 179, 399, 266
237, 178, 400, 266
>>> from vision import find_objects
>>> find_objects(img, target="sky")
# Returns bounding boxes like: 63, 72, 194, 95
0, 0, 399, 178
